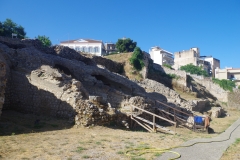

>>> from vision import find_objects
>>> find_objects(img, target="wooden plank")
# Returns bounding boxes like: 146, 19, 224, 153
143, 122, 155, 132
156, 100, 193, 117
132, 106, 176, 125
131, 117, 153, 132
132, 115, 175, 134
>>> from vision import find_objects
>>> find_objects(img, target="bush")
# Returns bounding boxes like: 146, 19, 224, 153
167, 73, 180, 80
180, 64, 209, 77
163, 64, 172, 69
129, 47, 144, 70
212, 78, 236, 92
238, 85, 240, 90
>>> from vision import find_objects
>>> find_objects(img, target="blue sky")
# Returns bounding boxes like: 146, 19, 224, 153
0, 0, 239, 68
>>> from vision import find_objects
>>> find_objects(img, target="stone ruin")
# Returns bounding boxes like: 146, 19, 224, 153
0, 36, 223, 129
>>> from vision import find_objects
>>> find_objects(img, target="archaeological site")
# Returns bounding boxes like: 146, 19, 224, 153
1, 36, 240, 134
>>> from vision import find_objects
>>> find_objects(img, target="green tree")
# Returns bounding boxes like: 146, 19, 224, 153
129, 47, 144, 70
0, 18, 26, 39
180, 64, 209, 77
116, 38, 137, 53
36, 35, 52, 47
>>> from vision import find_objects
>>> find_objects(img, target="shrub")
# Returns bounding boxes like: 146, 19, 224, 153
167, 73, 180, 80
180, 64, 209, 77
238, 85, 240, 90
212, 78, 236, 92
163, 64, 172, 69
129, 47, 144, 70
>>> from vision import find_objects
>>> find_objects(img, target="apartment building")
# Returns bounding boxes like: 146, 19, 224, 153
149, 46, 174, 66
215, 67, 240, 86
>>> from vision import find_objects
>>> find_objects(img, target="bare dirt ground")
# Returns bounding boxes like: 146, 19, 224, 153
0, 107, 240, 160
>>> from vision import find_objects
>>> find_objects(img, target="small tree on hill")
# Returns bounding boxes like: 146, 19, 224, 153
0, 18, 26, 39
129, 47, 144, 70
36, 35, 52, 47
116, 38, 137, 53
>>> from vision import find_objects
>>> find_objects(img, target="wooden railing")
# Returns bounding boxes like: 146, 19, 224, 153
131, 105, 176, 133
156, 100, 200, 131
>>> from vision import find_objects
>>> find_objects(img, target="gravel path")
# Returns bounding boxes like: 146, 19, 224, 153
156, 118, 240, 160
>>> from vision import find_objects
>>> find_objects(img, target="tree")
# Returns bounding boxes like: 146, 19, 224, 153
0, 18, 26, 39
180, 64, 209, 77
129, 47, 144, 70
36, 35, 52, 47
116, 38, 137, 53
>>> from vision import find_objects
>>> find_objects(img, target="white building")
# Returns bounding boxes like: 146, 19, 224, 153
200, 56, 220, 77
149, 46, 174, 66
60, 39, 106, 56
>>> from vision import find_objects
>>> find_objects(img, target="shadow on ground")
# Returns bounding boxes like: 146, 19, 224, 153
0, 110, 73, 136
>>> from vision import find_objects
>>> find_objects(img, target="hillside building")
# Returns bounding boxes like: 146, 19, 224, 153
104, 42, 117, 54
200, 56, 220, 77
215, 67, 240, 86
60, 38, 106, 56
174, 47, 220, 77
149, 46, 174, 66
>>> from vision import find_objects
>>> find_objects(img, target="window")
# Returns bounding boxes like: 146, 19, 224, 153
179, 53, 181, 58
94, 47, 99, 53
75, 47, 80, 51
80, 47, 83, 52
82, 46, 87, 52
89, 47, 93, 53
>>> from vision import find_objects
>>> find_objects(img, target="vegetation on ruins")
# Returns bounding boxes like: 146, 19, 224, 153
180, 64, 209, 77
116, 38, 137, 53
129, 47, 144, 70
36, 35, 52, 47
163, 64, 172, 69
212, 78, 235, 92
0, 19, 26, 39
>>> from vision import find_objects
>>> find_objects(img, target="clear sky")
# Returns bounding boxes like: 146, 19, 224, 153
0, 0, 239, 68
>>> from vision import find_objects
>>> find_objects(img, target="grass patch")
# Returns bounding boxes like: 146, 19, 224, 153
96, 141, 101, 145
75, 147, 87, 153
154, 152, 162, 156
82, 155, 90, 159
131, 158, 146, 160
117, 151, 124, 154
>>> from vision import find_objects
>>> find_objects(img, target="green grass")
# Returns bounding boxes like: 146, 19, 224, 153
234, 138, 240, 146
75, 147, 87, 153
96, 141, 101, 145
131, 158, 146, 160
117, 151, 124, 154
82, 155, 90, 159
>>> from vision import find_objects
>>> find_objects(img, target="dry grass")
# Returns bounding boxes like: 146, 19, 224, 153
221, 138, 240, 160
105, 53, 143, 81
0, 108, 240, 160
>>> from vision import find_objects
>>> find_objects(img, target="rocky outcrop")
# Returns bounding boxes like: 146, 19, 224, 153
0, 36, 196, 127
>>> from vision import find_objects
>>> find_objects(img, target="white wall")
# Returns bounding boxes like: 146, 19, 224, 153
150, 50, 163, 65
60, 42, 103, 56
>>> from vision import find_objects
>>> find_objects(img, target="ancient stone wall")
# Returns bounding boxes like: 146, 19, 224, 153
191, 76, 228, 102
148, 63, 187, 88
91, 56, 123, 74
0, 53, 8, 117
0, 36, 197, 127
0, 37, 147, 126
227, 89, 240, 109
